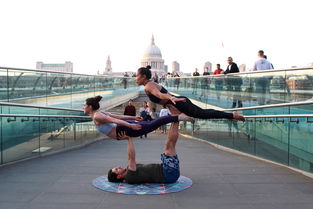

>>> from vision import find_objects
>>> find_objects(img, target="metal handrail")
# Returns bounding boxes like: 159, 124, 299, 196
224, 100, 313, 111
1, 113, 312, 123
2, 66, 313, 78
0, 114, 90, 119
244, 114, 313, 118
0, 102, 84, 112
4, 98, 308, 114
166, 67, 313, 78
0, 66, 126, 78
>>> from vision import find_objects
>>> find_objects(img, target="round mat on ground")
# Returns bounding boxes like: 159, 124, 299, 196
92, 175, 192, 195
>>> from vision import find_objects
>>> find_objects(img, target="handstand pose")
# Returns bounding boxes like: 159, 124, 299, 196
136, 66, 245, 121
107, 124, 182, 184
84, 96, 193, 140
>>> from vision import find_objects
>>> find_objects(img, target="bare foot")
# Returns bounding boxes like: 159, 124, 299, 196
232, 112, 245, 122
178, 113, 194, 122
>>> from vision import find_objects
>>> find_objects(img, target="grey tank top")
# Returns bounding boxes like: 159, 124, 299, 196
96, 123, 116, 135
95, 111, 117, 135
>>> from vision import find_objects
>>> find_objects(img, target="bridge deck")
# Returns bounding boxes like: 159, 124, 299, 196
1, 133, 313, 209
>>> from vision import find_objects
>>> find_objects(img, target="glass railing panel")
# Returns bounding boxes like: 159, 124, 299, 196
95, 76, 112, 91
1, 67, 140, 109
7, 70, 46, 103
63, 119, 79, 147
178, 104, 313, 174
0, 104, 85, 117
198, 76, 220, 107
166, 68, 313, 109
241, 103, 313, 117
120, 77, 130, 90
179, 120, 194, 135
75, 122, 101, 144
39, 108, 84, 117
1, 105, 8, 115
285, 69, 313, 103
1, 105, 40, 115
267, 71, 288, 104
232, 120, 255, 155
63, 119, 99, 148
86, 76, 96, 98
76, 75, 95, 94
46, 72, 72, 108
237, 73, 252, 108
0, 102, 97, 165
241, 107, 256, 117
112, 77, 136, 96
187, 119, 255, 155
71, 74, 92, 108
255, 106, 290, 116
166, 77, 189, 100
214, 120, 235, 148
1, 116, 40, 164
289, 116, 313, 173
251, 70, 287, 105
127, 77, 138, 89
187, 120, 235, 148
289, 103, 313, 115
0, 68, 8, 102
72, 74, 83, 93
254, 117, 289, 165
39, 117, 66, 153
222, 74, 244, 109
94, 76, 113, 98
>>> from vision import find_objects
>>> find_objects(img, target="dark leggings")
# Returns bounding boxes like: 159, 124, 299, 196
116, 115, 178, 138
170, 96, 233, 119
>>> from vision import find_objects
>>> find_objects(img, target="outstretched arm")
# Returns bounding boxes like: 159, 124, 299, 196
145, 82, 185, 104
127, 138, 136, 171
107, 112, 143, 121
94, 113, 141, 130
117, 131, 136, 171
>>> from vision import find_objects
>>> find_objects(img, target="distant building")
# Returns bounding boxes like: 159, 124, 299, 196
141, 35, 166, 74
172, 61, 180, 74
36, 61, 73, 72
105, 56, 112, 73
164, 65, 168, 73
287, 75, 312, 90
98, 56, 124, 76
239, 64, 246, 72
203, 62, 212, 73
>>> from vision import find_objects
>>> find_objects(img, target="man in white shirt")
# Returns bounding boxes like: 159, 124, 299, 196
253, 50, 273, 71
159, 106, 171, 133
253, 50, 273, 105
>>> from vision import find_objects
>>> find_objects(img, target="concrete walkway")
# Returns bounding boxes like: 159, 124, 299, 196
1, 133, 313, 209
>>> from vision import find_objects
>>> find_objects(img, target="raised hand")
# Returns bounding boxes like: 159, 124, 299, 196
117, 131, 130, 140
130, 123, 142, 130
232, 112, 245, 122
135, 116, 144, 121
170, 96, 186, 104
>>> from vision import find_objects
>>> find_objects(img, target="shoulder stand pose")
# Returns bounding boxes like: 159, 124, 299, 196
108, 129, 181, 184
84, 96, 193, 140
135, 66, 245, 121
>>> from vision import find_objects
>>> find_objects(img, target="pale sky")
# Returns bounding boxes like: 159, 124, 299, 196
0, 0, 312, 74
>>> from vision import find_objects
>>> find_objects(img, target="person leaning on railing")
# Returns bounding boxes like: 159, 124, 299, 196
224, 57, 243, 108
